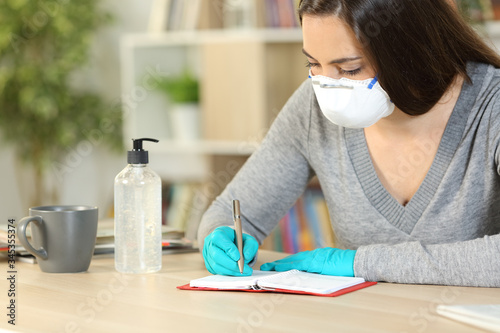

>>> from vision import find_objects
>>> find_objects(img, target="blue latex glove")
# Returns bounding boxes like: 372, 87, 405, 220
260, 248, 356, 277
202, 226, 259, 276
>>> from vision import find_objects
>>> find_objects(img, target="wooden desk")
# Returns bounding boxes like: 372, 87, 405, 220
1, 250, 498, 333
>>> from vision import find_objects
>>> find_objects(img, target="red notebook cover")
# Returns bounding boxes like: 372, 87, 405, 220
177, 281, 377, 297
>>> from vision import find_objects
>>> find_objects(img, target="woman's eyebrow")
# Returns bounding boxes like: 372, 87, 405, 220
302, 48, 362, 64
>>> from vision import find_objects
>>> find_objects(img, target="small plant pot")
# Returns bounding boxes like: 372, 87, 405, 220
170, 103, 200, 141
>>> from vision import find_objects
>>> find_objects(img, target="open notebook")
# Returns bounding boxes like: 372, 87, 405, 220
178, 270, 376, 297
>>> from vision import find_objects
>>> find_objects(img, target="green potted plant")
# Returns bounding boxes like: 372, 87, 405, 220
0, 1, 123, 206
156, 69, 200, 142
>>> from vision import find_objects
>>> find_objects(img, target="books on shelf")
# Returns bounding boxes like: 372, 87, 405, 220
179, 269, 376, 296
162, 182, 210, 242
492, 0, 500, 20
224, 0, 301, 29
148, 0, 301, 32
148, 0, 170, 32
149, 0, 203, 32
261, 187, 336, 253
261, 0, 300, 28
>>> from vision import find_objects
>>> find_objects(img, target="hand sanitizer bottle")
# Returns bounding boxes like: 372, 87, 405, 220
114, 138, 162, 273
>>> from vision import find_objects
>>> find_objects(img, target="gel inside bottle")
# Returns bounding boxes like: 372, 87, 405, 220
114, 138, 162, 273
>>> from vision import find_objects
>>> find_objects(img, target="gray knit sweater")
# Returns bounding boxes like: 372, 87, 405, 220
198, 62, 500, 287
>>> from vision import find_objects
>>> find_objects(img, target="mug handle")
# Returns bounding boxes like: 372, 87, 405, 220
17, 216, 48, 260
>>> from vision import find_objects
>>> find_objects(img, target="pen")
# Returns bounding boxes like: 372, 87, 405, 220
232, 199, 244, 274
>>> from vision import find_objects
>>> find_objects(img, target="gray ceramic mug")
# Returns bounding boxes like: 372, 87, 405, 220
16, 205, 98, 273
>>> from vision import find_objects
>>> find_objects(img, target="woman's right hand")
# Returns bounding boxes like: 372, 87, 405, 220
202, 226, 258, 276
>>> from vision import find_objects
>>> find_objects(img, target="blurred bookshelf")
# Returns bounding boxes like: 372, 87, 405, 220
120, 0, 312, 249
148, 0, 301, 32
161, 178, 335, 251
260, 183, 336, 253
122, 0, 500, 250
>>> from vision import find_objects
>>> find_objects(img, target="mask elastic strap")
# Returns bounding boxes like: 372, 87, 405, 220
367, 76, 378, 89
368, 75, 393, 103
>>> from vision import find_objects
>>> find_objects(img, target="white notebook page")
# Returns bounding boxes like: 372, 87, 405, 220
189, 270, 365, 294
256, 270, 365, 294
189, 270, 279, 289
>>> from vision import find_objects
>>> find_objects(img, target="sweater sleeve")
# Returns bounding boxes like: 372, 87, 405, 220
197, 80, 315, 250
354, 235, 500, 287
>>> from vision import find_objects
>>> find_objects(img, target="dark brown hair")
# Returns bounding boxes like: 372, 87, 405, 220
298, 0, 500, 116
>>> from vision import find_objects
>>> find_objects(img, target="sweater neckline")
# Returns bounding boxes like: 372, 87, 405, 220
344, 62, 487, 235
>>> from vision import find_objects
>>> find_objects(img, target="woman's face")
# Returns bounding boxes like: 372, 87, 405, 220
302, 14, 376, 80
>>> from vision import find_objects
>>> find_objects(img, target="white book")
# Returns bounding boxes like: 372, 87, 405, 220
183, 0, 201, 30
436, 304, 500, 333
148, 0, 170, 32
189, 269, 366, 295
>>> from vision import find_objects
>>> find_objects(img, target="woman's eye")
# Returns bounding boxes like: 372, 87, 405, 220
339, 68, 362, 76
305, 60, 319, 68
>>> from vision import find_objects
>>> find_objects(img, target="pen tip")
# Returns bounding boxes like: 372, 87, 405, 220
238, 261, 244, 274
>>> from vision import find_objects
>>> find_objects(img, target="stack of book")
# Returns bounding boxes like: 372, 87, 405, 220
93, 218, 196, 256
0, 224, 38, 263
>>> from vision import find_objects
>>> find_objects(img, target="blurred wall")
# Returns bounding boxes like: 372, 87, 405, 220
0, 0, 154, 221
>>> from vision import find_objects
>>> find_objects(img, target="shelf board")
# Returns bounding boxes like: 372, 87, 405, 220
122, 28, 303, 48
148, 140, 259, 156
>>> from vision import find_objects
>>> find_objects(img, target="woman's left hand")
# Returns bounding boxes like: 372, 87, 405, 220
260, 248, 357, 277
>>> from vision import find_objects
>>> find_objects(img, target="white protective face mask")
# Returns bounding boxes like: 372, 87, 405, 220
310, 70, 394, 128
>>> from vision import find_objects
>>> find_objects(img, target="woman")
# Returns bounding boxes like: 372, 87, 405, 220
198, 0, 500, 287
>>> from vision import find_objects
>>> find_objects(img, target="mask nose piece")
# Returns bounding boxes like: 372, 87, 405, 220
311, 78, 355, 90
